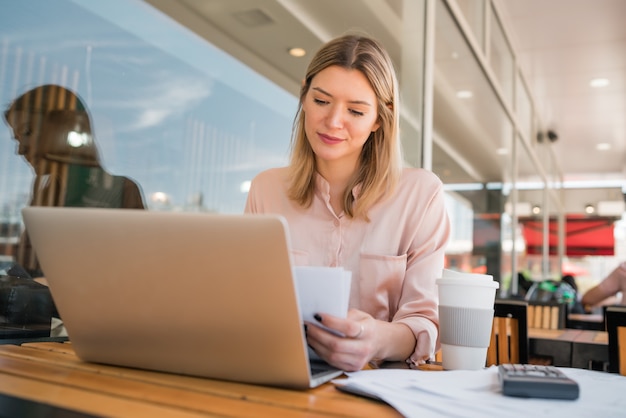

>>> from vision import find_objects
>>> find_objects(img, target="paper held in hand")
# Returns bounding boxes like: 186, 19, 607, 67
293, 266, 352, 330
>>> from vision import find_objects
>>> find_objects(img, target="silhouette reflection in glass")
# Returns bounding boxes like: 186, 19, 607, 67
4, 84, 145, 277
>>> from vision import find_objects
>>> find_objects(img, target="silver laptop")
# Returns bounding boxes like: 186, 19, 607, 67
21, 206, 342, 389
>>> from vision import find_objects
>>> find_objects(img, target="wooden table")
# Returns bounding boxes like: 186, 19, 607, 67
570, 328, 609, 370
0, 342, 400, 417
567, 313, 605, 331
528, 328, 608, 369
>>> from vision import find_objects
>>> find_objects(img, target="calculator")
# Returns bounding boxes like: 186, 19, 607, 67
498, 364, 580, 400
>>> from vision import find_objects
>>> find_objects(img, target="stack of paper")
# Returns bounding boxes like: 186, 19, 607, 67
333, 367, 626, 417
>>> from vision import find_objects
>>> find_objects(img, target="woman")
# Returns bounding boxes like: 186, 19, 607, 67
245, 34, 450, 371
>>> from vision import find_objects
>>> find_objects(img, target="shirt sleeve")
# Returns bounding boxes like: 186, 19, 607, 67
393, 173, 450, 366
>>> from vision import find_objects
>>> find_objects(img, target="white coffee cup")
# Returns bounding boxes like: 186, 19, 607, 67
436, 269, 499, 370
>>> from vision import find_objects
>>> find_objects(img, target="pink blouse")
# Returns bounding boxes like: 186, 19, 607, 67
244, 167, 450, 365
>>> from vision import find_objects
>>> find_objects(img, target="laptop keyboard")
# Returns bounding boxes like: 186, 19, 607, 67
310, 360, 339, 377
310, 364, 330, 375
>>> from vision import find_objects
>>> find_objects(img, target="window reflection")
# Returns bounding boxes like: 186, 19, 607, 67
4, 85, 145, 209
0, 0, 295, 215
3, 84, 145, 275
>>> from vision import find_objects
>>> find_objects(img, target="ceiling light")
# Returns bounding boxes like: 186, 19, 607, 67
456, 90, 473, 99
590, 78, 609, 88
531, 205, 541, 216
584, 204, 596, 215
288, 47, 306, 57
596, 143, 611, 151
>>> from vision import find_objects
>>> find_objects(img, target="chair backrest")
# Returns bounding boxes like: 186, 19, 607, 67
527, 301, 567, 329
606, 306, 626, 375
487, 299, 529, 366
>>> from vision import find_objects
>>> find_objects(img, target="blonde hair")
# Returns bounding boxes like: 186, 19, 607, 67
287, 34, 403, 220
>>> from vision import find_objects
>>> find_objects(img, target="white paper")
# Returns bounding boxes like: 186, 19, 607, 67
333, 366, 626, 418
293, 266, 352, 324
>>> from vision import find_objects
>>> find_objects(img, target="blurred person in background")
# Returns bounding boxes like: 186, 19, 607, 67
581, 261, 626, 312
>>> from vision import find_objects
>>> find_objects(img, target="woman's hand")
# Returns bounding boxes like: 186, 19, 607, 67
305, 308, 415, 371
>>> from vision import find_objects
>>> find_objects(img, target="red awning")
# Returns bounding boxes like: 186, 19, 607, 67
522, 215, 616, 256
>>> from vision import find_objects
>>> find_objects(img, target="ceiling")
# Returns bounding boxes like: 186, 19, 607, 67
144, 0, 625, 192
496, 0, 625, 185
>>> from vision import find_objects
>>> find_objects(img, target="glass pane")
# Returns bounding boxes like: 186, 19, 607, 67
454, 0, 485, 49
517, 136, 547, 288
398, 0, 427, 167
1, 0, 296, 219
443, 191, 475, 272
433, 0, 513, 185
489, 5, 514, 107
433, 0, 514, 286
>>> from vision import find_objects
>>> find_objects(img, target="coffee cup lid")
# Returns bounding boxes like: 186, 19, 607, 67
436, 277, 500, 289
437, 269, 499, 288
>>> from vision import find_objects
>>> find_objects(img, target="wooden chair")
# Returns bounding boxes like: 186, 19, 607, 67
606, 306, 626, 375
527, 301, 568, 330
486, 299, 529, 365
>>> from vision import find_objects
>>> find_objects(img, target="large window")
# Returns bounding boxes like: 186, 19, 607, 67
1, 0, 296, 219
